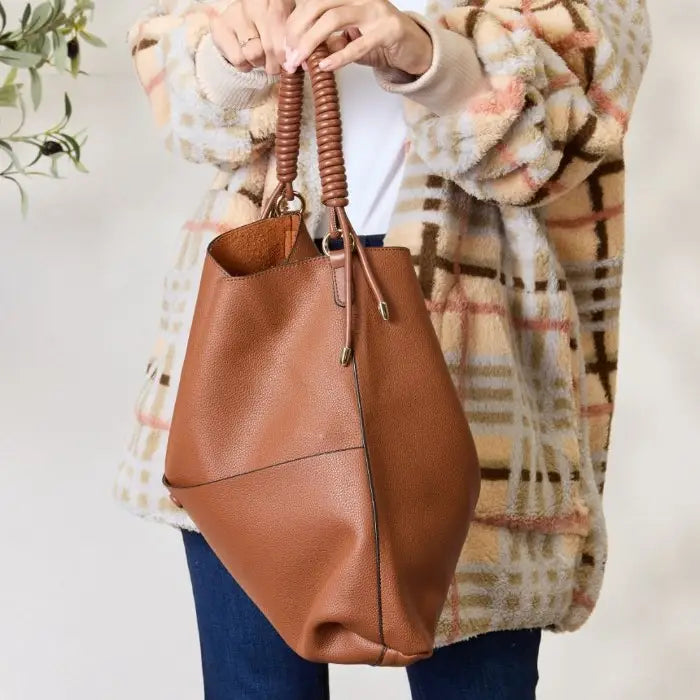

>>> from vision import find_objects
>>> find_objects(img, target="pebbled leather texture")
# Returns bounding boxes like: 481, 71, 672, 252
329, 248, 350, 307
164, 45, 480, 667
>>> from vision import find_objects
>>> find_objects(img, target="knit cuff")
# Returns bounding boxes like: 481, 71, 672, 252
195, 33, 277, 110
374, 12, 483, 117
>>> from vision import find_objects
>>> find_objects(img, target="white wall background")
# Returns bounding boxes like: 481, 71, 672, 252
0, 1, 697, 698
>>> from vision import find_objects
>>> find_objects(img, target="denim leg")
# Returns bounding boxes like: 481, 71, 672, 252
315, 234, 386, 253
182, 530, 329, 700
406, 629, 541, 700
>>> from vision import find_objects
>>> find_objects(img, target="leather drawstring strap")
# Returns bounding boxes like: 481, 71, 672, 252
271, 45, 389, 365
335, 206, 390, 323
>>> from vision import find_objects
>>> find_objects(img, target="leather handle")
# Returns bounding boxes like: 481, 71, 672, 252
275, 66, 304, 201
272, 45, 388, 366
275, 44, 348, 208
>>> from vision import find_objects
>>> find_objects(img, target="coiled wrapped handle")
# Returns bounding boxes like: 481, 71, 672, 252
275, 66, 304, 202
269, 44, 388, 366
274, 44, 348, 208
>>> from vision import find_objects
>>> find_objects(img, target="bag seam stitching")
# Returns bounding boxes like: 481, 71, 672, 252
351, 355, 386, 656
165, 444, 364, 490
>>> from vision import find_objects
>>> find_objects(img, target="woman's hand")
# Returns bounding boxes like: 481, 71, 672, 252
210, 0, 295, 75
283, 0, 433, 76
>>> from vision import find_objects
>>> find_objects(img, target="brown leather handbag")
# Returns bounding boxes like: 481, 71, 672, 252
164, 45, 480, 667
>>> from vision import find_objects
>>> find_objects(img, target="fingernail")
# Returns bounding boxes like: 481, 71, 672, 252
318, 58, 330, 70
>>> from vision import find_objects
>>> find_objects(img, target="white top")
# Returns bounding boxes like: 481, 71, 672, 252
313, 0, 426, 240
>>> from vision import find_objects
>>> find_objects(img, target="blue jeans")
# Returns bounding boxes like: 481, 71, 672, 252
182, 531, 541, 700
317, 233, 386, 249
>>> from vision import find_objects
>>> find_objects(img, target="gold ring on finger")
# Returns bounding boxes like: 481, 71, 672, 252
239, 35, 260, 49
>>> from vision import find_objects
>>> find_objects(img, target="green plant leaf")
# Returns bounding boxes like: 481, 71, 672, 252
0, 140, 25, 174
69, 49, 80, 76
0, 49, 43, 68
60, 132, 81, 160
63, 92, 72, 119
21, 4, 31, 30
3, 67, 18, 87
3, 175, 30, 217
51, 0, 66, 21
0, 4, 6, 33
9, 90, 27, 135
27, 3, 54, 34
78, 30, 105, 48
29, 68, 42, 110
41, 33, 52, 59
52, 30, 67, 71
0, 83, 19, 107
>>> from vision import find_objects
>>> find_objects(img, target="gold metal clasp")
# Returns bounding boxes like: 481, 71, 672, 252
274, 191, 306, 217
321, 230, 356, 257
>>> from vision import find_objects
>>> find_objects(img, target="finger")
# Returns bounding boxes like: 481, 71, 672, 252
267, 23, 286, 71
247, 0, 288, 74
268, 0, 293, 68
289, 6, 363, 67
286, 0, 347, 48
325, 31, 349, 56
223, 0, 262, 69
345, 26, 361, 42
210, 14, 253, 72
255, 21, 281, 75
319, 30, 378, 71
238, 34, 265, 69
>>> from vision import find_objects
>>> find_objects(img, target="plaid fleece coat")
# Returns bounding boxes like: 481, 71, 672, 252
116, 0, 651, 643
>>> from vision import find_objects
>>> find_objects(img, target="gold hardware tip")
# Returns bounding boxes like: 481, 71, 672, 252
340, 346, 353, 366
379, 301, 390, 321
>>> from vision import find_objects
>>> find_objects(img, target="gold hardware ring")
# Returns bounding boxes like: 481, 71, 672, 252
274, 191, 306, 216
321, 230, 356, 257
